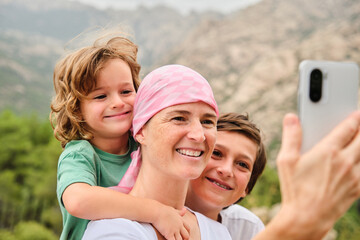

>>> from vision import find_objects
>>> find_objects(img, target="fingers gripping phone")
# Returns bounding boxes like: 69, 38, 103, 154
298, 60, 359, 153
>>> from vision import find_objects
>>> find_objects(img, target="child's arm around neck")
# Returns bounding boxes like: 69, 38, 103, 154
63, 183, 190, 239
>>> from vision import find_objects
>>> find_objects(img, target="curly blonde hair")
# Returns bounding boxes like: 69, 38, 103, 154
50, 34, 141, 148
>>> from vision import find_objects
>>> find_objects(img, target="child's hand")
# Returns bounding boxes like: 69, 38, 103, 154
153, 205, 190, 240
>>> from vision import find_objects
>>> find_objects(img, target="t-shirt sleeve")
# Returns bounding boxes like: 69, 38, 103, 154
57, 149, 97, 207
220, 204, 265, 240
254, 218, 265, 233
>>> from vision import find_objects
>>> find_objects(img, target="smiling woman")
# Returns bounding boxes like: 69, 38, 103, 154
82, 64, 232, 240
138, 102, 217, 180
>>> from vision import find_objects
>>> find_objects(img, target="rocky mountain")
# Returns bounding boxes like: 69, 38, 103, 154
156, 0, 360, 159
0, 0, 221, 116
1, 0, 359, 161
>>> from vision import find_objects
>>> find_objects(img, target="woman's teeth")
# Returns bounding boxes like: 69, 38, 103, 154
176, 149, 202, 157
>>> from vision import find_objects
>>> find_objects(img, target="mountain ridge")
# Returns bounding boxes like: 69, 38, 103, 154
155, 0, 360, 158
0, 0, 220, 116
1, 0, 359, 161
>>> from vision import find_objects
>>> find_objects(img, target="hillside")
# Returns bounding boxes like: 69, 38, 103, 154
0, 0, 220, 116
156, 0, 360, 159
1, 0, 359, 159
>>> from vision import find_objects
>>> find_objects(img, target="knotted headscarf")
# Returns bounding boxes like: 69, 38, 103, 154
112, 64, 218, 193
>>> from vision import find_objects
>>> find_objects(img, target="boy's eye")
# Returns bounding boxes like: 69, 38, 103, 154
94, 94, 106, 100
212, 149, 222, 159
236, 161, 250, 170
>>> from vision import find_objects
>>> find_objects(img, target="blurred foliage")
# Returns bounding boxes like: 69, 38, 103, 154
334, 203, 360, 240
242, 165, 281, 208
14, 221, 57, 240
0, 109, 359, 239
0, 110, 62, 237
0, 221, 57, 240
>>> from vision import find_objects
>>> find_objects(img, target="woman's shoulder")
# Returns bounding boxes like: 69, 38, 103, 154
82, 218, 156, 240
191, 210, 232, 239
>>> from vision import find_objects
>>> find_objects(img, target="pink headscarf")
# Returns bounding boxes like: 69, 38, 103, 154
111, 64, 219, 193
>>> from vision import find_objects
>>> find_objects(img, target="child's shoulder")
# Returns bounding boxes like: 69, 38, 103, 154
60, 140, 95, 159
64, 139, 93, 150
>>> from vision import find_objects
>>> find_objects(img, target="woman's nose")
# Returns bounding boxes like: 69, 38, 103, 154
187, 121, 205, 142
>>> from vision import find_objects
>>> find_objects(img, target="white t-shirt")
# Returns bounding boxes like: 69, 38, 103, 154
220, 204, 265, 240
82, 210, 231, 240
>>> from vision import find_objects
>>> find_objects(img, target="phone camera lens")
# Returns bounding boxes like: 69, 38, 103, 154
309, 69, 322, 102
312, 69, 322, 80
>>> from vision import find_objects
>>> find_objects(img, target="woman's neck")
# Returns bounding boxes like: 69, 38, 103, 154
130, 164, 189, 210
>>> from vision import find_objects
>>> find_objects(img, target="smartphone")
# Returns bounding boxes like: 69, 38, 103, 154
298, 60, 359, 153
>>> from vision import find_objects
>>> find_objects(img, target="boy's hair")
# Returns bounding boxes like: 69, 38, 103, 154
50, 34, 141, 148
216, 113, 267, 203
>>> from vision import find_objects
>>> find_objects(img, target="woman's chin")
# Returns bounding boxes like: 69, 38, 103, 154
178, 167, 204, 180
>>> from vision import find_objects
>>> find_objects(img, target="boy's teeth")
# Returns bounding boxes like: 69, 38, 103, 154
177, 149, 201, 157
214, 182, 230, 190
208, 178, 231, 190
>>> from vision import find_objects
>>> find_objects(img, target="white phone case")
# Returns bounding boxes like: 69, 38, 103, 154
298, 60, 359, 152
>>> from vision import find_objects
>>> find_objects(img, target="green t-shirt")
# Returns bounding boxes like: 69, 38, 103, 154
56, 137, 137, 240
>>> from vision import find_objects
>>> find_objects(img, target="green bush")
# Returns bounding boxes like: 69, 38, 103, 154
241, 165, 281, 208
0, 110, 61, 238
0, 229, 16, 240
14, 221, 58, 240
335, 203, 360, 240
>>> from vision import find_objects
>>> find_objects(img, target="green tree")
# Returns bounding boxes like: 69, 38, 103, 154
0, 110, 62, 237
14, 221, 58, 240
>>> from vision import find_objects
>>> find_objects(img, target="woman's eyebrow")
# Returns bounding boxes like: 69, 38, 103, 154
203, 113, 217, 119
165, 110, 216, 119
166, 110, 191, 116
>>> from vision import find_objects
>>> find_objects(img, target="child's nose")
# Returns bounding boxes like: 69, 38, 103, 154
216, 160, 233, 178
111, 95, 125, 109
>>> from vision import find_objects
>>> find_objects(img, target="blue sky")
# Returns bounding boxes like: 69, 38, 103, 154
70, 0, 262, 14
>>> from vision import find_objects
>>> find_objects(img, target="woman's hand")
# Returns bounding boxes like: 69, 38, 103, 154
255, 111, 360, 240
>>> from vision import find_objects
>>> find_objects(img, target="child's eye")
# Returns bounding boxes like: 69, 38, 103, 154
94, 94, 106, 100
121, 90, 133, 95
212, 149, 222, 159
236, 161, 250, 170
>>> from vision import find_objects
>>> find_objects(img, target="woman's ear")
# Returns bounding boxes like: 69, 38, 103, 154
135, 129, 145, 144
